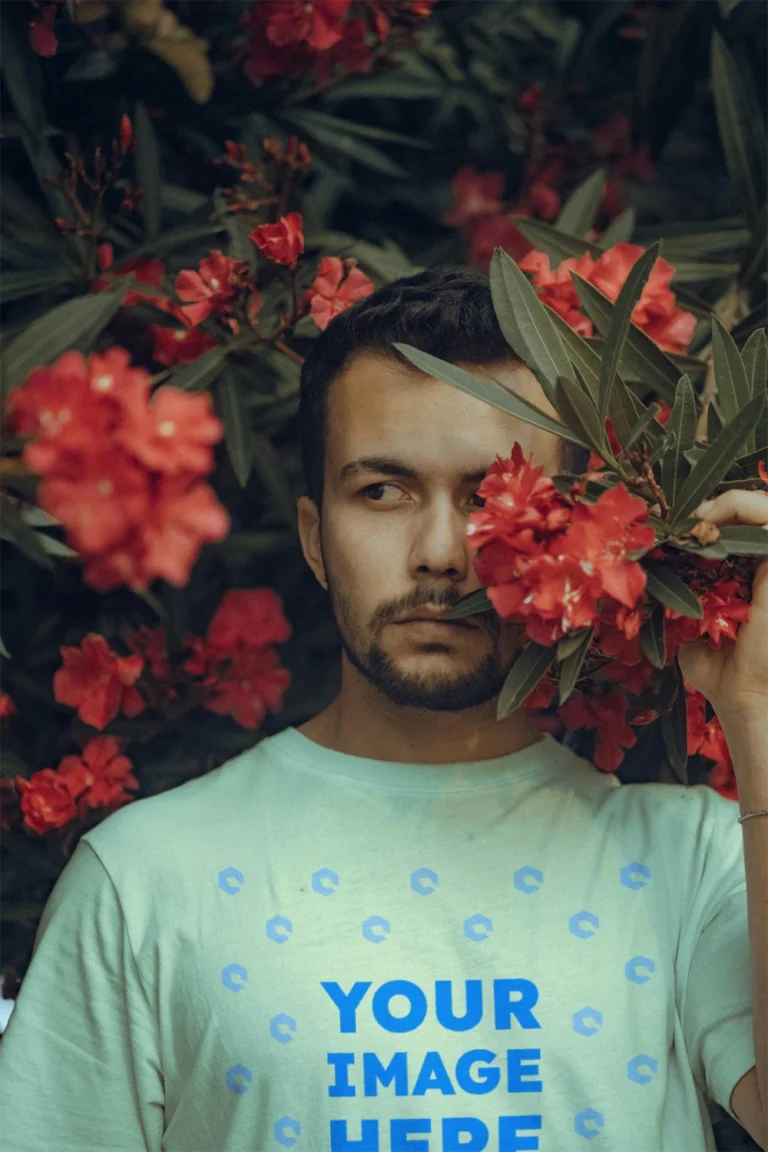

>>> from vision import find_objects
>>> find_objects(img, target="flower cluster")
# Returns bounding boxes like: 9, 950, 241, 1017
468, 442, 757, 780
444, 111, 655, 272
240, 0, 437, 86
519, 242, 696, 354
6, 348, 230, 591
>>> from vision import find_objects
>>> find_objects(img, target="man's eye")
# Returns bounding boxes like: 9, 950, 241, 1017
361, 483, 400, 502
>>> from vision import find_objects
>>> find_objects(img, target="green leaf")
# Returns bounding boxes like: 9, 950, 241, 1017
134, 101, 162, 242
489, 248, 574, 407
719, 0, 742, 15
557, 628, 592, 661
739, 331, 767, 456
0, 281, 130, 397
0, 269, 74, 304
643, 560, 703, 618
639, 602, 666, 669
711, 317, 751, 425
217, 371, 251, 488
283, 112, 408, 178
661, 661, 688, 785
736, 445, 768, 472
597, 242, 661, 429
392, 345, 589, 448
739, 203, 767, 288
623, 403, 662, 450
0, 501, 54, 570
572, 275, 680, 401
513, 219, 601, 267
661, 375, 697, 508
250, 432, 298, 529
554, 376, 608, 458
545, 307, 601, 403
558, 627, 593, 704
169, 345, 229, 392
711, 525, 768, 556
598, 208, 636, 248
556, 170, 607, 238
497, 642, 557, 720
0, 3, 46, 137
710, 31, 767, 224
669, 391, 767, 528
670, 260, 740, 283
279, 108, 434, 149
440, 589, 496, 622
707, 401, 724, 445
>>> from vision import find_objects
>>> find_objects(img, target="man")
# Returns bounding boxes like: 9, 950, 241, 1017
0, 267, 762, 1152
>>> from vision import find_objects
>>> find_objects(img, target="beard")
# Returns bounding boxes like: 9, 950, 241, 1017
325, 564, 517, 713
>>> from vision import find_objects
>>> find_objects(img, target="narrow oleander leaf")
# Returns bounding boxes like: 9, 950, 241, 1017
134, 101, 162, 242
708, 401, 724, 445
393, 344, 588, 447
740, 328, 767, 454
217, 370, 251, 488
0, 280, 130, 397
736, 445, 768, 471
661, 661, 689, 785
711, 32, 767, 225
556, 169, 607, 238
710, 525, 768, 556
0, 501, 54, 570
639, 602, 666, 669
513, 219, 602, 266
555, 376, 608, 458
571, 275, 680, 400
489, 248, 574, 407
649, 429, 675, 469
557, 628, 593, 661
440, 589, 495, 622
711, 317, 751, 425
598, 242, 661, 430
669, 391, 767, 528
169, 346, 229, 392
497, 642, 557, 720
545, 307, 600, 403
558, 627, 594, 704
739, 203, 767, 288
661, 375, 697, 508
250, 431, 297, 529
643, 560, 703, 618
598, 207, 636, 248
623, 403, 662, 450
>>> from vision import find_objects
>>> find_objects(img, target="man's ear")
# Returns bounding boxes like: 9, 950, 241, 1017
297, 495, 328, 591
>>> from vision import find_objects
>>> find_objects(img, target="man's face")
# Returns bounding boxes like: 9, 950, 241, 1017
297, 351, 562, 713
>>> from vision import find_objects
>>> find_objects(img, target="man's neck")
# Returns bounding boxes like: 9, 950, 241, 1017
297, 674, 545, 765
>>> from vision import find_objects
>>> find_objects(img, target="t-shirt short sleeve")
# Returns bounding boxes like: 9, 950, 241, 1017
677, 786, 757, 1124
0, 838, 164, 1152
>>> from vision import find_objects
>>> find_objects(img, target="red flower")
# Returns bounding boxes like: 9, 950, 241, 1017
316, 19, 373, 78
305, 257, 375, 330
93, 256, 181, 316
205, 588, 292, 656
443, 168, 505, 227
265, 0, 350, 50
57, 736, 139, 820
759, 460, 768, 484
467, 215, 533, 271
149, 325, 218, 367
664, 576, 750, 661
517, 82, 544, 113
685, 684, 736, 798
15, 770, 77, 835
53, 634, 145, 730
29, 4, 57, 56
116, 386, 224, 476
559, 688, 637, 772
250, 213, 305, 266
119, 114, 134, 153
518, 249, 595, 336
202, 645, 291, 729
0, 692, 16, 718
39, 447, 151, 555
175, 251, 252, 327
528, 183, 560, 222
467, 442, 572, 554
126, 625, 174, 692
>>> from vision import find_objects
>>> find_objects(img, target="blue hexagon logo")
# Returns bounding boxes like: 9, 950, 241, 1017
311, 867, 339, 895
266, 915, 292, 943
625, 956, 655, 984
620, 862, 650, 890
574, 1108, 604, 1139
573, 1007, 603, 1036
463, 913, 492, 941
270, 1013, 296, 1043
226, 1063, 252, 1095
513, 866, 543, 894
362, 915, 390, 942
569, 910, 599, 939
275, 1116, 301, 1147
218, 866, 245, 894
410, 867, 439, 895
628, 1054, 658, 1084
221, 962, 247, 992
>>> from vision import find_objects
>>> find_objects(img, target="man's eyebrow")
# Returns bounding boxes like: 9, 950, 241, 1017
339, 457, 489, 484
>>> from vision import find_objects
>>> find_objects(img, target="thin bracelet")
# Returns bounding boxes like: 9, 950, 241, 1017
738, 809, 768, 824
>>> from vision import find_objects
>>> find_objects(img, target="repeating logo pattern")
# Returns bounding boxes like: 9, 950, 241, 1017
218, 857, 658, 1133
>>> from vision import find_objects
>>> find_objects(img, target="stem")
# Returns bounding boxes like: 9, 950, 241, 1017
273, 338, 304, 367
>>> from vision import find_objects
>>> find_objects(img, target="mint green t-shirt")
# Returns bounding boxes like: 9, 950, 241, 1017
0, 728, 756, 1152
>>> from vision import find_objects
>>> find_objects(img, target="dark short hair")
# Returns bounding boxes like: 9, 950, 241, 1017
298, 264, 589, 509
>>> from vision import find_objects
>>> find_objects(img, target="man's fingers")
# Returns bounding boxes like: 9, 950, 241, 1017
695, 490, 768, 526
